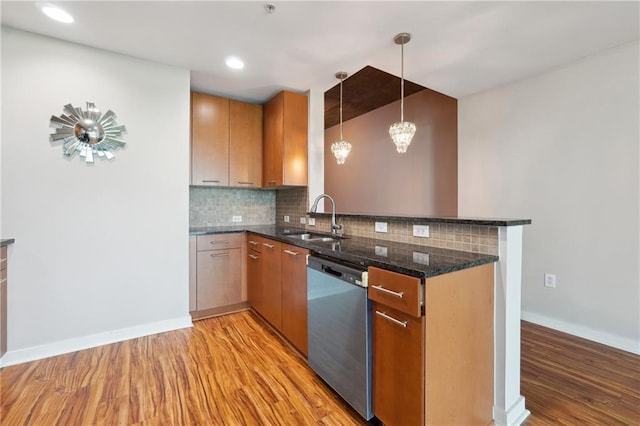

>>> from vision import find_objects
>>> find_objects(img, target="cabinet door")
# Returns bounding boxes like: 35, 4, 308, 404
230, 100, 262, 188
281, 243, 309, 356
191, 92, 229, 186
372, 302, 424, 426
263, 92, 284, 187
1, 268, 6, 357
260, 239, 282, 330
262, 91, 308, 187
247, 253, 262, 316
282, 91, 308, 186
189, 236, 197, 312
196, 248, 241, 311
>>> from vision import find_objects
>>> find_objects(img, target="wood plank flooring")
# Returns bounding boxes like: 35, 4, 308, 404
1, 313, 638, 425
0, 311, 364, 425
521, 321, 640, 426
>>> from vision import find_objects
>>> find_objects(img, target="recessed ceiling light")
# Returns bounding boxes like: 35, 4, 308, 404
225, 57, 245, 70
41, 4, 74, 23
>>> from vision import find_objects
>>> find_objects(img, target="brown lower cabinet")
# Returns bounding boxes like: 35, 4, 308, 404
370, 263, 495, 426
246, 234, 308, 355
190, 233, 247, 319
246, 236, 263, 315
258, 238, 282, 330
1, 246, 7, 358
372, 302, 425, 425
281, 243, 309, 356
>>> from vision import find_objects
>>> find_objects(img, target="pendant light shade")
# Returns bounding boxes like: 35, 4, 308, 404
331, 71, 351, 165
389, 33, 416, 153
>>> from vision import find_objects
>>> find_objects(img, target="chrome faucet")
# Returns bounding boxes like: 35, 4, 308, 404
310, 194, 342, 235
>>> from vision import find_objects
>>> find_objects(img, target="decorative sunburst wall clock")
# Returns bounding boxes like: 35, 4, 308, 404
49, 102, 127, 163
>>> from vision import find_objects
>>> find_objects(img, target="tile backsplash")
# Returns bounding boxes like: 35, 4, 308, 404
190, 187, 276, 227
276, 187, 309, 226
275, 188, 499, 255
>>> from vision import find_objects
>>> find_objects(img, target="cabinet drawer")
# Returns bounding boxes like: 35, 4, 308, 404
197, 233, 242, 251
0, 247, 6, 271
247, 234, 263, 251
368, 267, 422, 317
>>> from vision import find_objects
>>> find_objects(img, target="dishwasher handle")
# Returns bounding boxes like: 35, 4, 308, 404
321, 265, 343, 278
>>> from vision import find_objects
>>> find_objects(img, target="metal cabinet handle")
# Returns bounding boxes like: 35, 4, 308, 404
248, 254, 259, 260
210, 253, 229, 257
0, 258, 6, 262
375, 311, 408, 328
237, 181, 254, 185
263, 243, 275, 248
249, 240, 259, 246
210, 240, 228, 245
371, 285, 404, 298
266, 180, 277, 185
202, 180, 221, 183
284, 249, 298, 256
0, 278, 6, 284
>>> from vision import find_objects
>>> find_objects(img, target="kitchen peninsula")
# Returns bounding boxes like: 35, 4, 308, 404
189, 212, 530, 425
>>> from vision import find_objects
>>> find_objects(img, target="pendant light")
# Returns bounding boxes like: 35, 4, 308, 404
389, 33, 416, 153
331, 72, 352, 165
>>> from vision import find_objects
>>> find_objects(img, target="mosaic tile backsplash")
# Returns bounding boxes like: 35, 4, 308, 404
190, 187, 276, 227
275, 188, 499, 255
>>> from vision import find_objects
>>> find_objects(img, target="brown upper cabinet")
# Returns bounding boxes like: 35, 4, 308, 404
191, 92, 263, 188
263, 90, 308, 187
191, 92, 229, 186
230, 100, 263, 187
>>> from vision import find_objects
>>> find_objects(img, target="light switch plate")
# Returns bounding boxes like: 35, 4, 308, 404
308, 217, 316, 226
232, 215, 242, 223
300, 217, 306, 224
375, 222, 388, 233
284, 215, 290, 223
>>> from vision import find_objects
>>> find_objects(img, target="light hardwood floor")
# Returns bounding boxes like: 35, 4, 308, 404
1, 312, 638, 425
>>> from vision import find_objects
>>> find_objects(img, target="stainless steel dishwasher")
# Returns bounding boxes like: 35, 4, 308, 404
307, 255, 373, 420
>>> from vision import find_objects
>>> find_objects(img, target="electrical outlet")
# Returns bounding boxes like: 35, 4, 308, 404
232, 215, 242, 223
375, 222, 388, 233
412, 252, 429, 265
544, 273, 556, 288
308, 217, 316, 226
375, 245, 388, 257
300, 217, 306, 224
284, 215, 290, 223
413, 225, 430, 238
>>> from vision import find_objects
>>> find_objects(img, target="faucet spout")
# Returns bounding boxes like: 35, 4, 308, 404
310, 194, 341, 234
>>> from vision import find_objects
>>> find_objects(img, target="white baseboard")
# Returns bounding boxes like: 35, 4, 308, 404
521, 311, 640, 355
0, 315, 193, 368
494, 396, 530, 426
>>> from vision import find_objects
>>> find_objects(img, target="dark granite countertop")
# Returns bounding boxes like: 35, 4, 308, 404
308, 212, 531, 227
189, 225, 497, 279
1, 239, 15, 247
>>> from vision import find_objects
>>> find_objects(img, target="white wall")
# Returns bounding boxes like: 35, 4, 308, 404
1, 28, 191, 364
307, 88, 325, 211
459, 41, 640, 353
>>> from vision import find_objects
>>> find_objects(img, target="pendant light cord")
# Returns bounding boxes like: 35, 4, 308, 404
339, 76, 344, 140
400, 40, 405, 122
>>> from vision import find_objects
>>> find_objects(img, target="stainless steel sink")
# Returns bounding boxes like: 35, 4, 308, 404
284, 232, 344, 242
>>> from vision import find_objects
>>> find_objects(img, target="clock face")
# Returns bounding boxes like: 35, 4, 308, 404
49, 102, 127, 163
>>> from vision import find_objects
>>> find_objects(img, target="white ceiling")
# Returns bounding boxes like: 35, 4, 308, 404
2, 1, 638, 103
